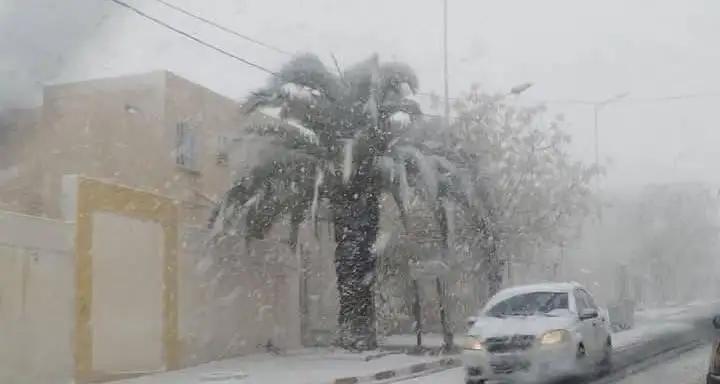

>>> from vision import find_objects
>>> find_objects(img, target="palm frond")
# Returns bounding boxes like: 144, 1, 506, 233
393, 145, 439, 200
209, 153, 318, 233
378, 62, 419, 101
245, 182, 313, 239
379, 98, 422, 119
245, 118, 326, 159
270, 53, 341, 100
377, 156, 410, 229
342, 54, 380, 104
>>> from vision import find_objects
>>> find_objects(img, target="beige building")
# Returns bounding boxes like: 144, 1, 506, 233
0, 70, 276, 224
0, 71, 342, 382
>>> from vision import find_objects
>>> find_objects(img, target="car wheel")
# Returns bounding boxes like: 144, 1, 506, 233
576, 343, 586, 359
574, 343, 590, 375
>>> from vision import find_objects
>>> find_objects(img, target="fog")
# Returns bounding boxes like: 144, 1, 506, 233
3, 0, 720, 310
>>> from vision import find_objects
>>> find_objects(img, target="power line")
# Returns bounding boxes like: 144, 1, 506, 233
108, 0, 278, 77
545, 92, 720, 106
150, 0, 293, 56
107, 0, 720, 122
627, 92, 720, 103
127, 0, 461, 104
108, 0, 448, 121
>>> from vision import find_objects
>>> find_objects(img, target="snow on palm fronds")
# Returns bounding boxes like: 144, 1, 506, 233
252, 106, 319, 144
389, 111, 411, 129
212, 52, 466, 262
280, 82, 319, 102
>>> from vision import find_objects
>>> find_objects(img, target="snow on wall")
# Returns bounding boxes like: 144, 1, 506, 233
178, 225, 302, 366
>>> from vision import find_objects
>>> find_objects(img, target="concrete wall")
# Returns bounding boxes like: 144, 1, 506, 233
0, 108, 43, 214
177, 224, 302, 366
0, 71, 247, 225
0, 210, 74, 384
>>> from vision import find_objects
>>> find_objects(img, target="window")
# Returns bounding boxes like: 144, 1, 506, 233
580, 289, 598, 310
216, 135, 229, 166
176, 121, 197, 170
574, 289, 589, 312
485, 292, 569, 317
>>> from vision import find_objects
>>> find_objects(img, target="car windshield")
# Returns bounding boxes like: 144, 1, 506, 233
486, 292, 569, 317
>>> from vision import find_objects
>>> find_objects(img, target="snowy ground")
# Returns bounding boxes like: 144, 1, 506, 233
398, 346, 712, 383
399, 366, 463, 383
610, 345, 709, 384
112, 349, 438, 384
111, 301, 719, 384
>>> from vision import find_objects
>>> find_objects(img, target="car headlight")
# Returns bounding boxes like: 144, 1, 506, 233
540, 330, 570, 345
463, 336, 485, 350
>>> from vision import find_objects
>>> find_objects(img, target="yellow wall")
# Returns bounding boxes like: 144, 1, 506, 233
70, 176, 304, 381
73, 177, 179, 383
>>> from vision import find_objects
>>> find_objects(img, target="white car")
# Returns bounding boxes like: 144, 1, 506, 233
462, 282, 612, 383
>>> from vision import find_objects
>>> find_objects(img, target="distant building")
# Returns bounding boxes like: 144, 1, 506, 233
0, 70, 278, 224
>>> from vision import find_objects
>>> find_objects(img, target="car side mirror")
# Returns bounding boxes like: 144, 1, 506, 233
713, 315, 720, 329
579, 308, 599, 320
467, 316, 477, 327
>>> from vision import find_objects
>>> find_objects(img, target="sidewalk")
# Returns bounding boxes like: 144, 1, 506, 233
111, 348, 452, 384
379, 333, 454, 352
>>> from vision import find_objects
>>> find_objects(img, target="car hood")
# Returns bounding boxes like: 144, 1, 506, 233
468, 315, 576, 339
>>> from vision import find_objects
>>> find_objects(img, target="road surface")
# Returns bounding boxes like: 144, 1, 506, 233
400, 345, 711, 383
610, 344, 709, 384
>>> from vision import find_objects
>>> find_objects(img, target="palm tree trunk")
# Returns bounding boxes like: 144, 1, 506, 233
412, 279, 422, 348
333, 163, 381, 350
436, 203, 454, 351
487, 239, 503, 296
289, 212, 310, 346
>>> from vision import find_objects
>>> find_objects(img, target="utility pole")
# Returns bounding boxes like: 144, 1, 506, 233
594, 106, 600, 169
436, 0, 454, 353
547, 92, 628, 170
443, 0, 450, 131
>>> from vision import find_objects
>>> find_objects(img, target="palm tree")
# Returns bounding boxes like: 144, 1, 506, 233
210, 54, 458, 349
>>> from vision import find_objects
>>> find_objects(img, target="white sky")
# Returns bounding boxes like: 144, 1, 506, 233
4, 0, 720, 190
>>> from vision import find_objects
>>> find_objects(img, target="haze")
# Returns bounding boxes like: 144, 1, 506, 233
3, 0, 720, 188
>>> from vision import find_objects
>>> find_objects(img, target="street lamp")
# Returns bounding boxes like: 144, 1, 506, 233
508, 82, 534, 96
546, 92, 629, 169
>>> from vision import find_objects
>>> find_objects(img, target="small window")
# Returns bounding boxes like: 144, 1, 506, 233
580, 289, 598, 310
216, 135, 229, 166
574, 289, 588, 312
176, 121, 197, 171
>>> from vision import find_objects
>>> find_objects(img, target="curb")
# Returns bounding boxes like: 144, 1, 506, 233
330, 357, 461, 384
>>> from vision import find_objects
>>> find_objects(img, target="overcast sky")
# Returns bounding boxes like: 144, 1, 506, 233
3, 0, 720, 190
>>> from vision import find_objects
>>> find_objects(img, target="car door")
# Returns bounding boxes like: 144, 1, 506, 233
573, 289, 599, 357
581, 289, 609, 352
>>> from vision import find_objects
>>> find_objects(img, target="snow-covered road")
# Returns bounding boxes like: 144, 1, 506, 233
399, 345, 711, 383
610, 344, 709, 384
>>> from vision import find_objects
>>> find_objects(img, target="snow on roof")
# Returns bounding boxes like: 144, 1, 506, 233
483, 282, 583, 311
